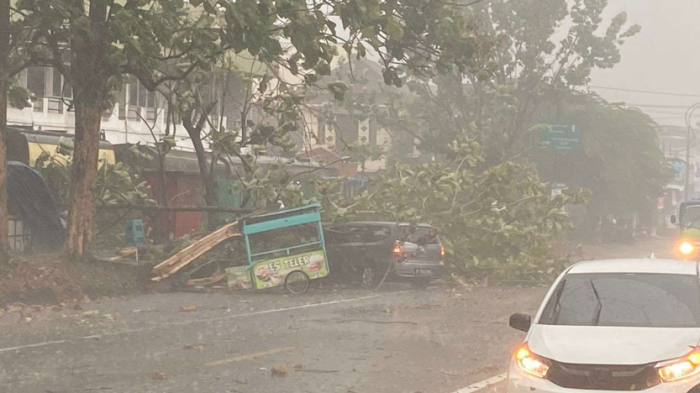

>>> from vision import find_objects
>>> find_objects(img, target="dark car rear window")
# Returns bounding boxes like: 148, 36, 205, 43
539, 273, 700, 328
327, 225, 392, 244
328, 224, 439, 245
399, 226, 439, 245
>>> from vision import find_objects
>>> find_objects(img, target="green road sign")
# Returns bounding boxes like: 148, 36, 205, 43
540, 124, 579, 151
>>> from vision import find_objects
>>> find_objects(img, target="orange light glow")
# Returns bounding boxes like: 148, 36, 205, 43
515, 345, 549, 378
516, 347, 530, 360
392, 244, 402, 257
658, 351, 700, 382
688, 352, 700, 365
680, 241, 695, 256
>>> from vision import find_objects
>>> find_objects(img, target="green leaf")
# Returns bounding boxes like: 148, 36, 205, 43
385, 17, 404, 40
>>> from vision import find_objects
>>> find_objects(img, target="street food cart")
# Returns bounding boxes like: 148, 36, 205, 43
226, 203, 329, 294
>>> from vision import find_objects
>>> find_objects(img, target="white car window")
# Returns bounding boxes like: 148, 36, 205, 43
539, 273, 700, 328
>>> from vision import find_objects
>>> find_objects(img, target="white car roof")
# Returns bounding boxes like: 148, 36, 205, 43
567, 259, 698, 275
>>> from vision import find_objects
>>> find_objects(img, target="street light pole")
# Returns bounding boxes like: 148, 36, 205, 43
687, 124, 692, 201
684, 103, 700, 201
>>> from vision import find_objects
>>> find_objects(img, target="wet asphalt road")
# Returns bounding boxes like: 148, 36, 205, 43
0, 283, 546, 393
0, 238, 675, 393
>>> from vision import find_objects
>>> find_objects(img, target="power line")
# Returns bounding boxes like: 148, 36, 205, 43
590, 85, 700, 98
626, 104, 695, 109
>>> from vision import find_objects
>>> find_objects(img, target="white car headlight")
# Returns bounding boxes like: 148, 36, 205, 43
657, 351, 700, 382
515, 345, 550, 378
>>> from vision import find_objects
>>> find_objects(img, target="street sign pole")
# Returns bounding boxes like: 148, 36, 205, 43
686, 125, 691, 201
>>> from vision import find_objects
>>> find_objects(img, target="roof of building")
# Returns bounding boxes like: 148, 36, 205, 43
568, 259, 698, 275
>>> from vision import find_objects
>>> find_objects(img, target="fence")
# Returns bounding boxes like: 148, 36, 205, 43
8, 217, 32, 252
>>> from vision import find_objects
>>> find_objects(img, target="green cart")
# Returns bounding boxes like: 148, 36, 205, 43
226, 203, 330, 294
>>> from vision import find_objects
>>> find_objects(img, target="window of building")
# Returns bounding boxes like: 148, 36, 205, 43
27, 67, 46, 96
117, 85, 126, 120
124, 77, 157, 121
27, 67, 46, 112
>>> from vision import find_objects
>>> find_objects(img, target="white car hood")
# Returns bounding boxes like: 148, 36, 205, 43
528, 324, 700, 365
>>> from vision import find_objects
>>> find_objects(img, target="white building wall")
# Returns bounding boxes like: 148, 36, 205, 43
9, 67, 223, 152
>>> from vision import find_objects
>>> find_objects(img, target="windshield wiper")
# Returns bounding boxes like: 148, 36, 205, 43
590, 279, 603, 326
551, 279, 567, 324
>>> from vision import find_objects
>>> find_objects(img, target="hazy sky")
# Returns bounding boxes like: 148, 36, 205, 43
590, 0, 700, 127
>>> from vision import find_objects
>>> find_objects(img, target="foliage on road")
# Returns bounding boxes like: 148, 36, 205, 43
313, 134, 589, 282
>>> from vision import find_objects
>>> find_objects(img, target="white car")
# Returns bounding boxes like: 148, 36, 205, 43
507, 259, 700, 393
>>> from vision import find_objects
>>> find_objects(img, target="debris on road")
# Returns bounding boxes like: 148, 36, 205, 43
206, 346, 296, 366
295, 369, 340, 374
132, 308, 156, 313
152, 371, 167, 381
272, 364, 288, 377
186, 273, 226, 287
340, 319, 418, 326
116, 247, 138, 258
103, 246, 139, 263
179, 304, 197, 312
414, 303, 441, 310
151, 221, 241, 282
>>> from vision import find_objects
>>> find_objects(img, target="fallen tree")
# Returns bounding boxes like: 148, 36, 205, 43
315, 135, 589, 283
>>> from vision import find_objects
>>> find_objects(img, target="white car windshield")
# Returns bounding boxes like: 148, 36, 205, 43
684, 206, 700, 229
539, 273, 700, 328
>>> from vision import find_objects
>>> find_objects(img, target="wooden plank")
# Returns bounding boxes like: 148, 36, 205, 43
155, 232, 241, 280
151, 222, 240, 280
154, 231, 239, 275
152, 222, 237, 273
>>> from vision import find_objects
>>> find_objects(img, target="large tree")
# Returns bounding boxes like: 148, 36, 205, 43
17, 0, 491, 258
533, 95, 673, 236
25, 0, 222, 257
362, 0, 640, 164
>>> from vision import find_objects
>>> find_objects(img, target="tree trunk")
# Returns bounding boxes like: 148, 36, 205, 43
0, 0, 11, 258
64, 1, 109, 257
190, 132, 219, 229
182, 107, 219, 230
64, 103, 101, 256
0, 79, 8, 259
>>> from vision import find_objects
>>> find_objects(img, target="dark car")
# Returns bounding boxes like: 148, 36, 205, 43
324, 222, 444, 287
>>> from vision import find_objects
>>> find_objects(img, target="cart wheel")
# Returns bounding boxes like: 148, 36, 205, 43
285, 271, 310, 295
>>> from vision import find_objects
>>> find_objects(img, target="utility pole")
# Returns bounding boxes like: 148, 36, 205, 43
684, 103, 700, 201
687, 124, 692, 201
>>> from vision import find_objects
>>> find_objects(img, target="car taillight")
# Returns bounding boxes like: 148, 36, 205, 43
392, 243, 402, 257
440, 246, 445, 258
